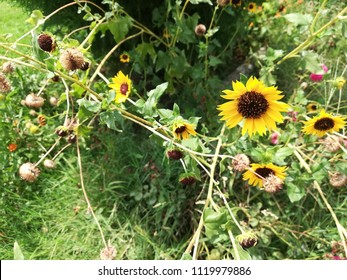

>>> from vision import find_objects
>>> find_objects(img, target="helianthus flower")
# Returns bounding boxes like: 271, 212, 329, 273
307, 103, 318, 112
108, 71, 132, 103
119, 53, 130, 63
217, 76, 289, 137
248, 2, 257, 13
302, 110, 346, 137
172, 119, 197, 140
243, 163, 287, 188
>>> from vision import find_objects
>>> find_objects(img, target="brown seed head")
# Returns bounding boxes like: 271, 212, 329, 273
100, 244, 116, 260
167, 149, 184, 160
0, 72, 11, 93
24, 93, 45, 108
19, 162, 40, 182
329, 172, 347, 188
236, 232, 258, 249
38, 34, 55, 52
321, 135, 342, 152
263, 174, 283, 193
44, 159, 56, 169
232, 154, 250, 172
194, 24, 207, 36
59, 48, 85, 71
2, 62, 15, 74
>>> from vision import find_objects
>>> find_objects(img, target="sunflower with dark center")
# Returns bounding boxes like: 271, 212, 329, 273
120, 53, 130, 63
307, 103, 318, 112
302, 110, 346, 137
217, 76, 289, 136
243, 163, 287, 188
172, 120, 197, 140
248, 2, 257, 12
108, 71, 132, 103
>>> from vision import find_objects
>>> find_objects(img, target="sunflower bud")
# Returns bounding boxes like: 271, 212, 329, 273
231, 154, 250, 172
194, 24, 206, 36
19, 162, 40, 182
24, 93, 44, 108
67, 133, 77, 144
236, 232, 258, 249
38, 34, 56, 52
334, 77, 346, 90
44, 159, 56, 169
167, 149, 184, 160
217, 0, 230, 7
179, 173, 197, 185
263, 174, 283, 193
0, 72, 11, 93
59, 48, 85, 71
55, 126, 69, 137
329, 172, 347, 188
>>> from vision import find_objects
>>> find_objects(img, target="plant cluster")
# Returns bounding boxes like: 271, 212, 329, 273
1, 0, 347, 260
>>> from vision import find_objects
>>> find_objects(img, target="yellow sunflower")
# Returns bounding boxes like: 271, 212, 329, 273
217, 76, 289, 137
243, 163, 287, 188
306, 103, 319, 113
119, 53, 130, 63
248, 2, 257, 13
108, 71, 132, 103
172, 119, 197, 140
302, 110, 346, 137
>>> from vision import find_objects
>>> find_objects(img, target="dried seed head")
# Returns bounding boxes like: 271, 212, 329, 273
49, 96, 58, 106
2, 62, 15, 74
51, 75, 60, 82
24, 93, 45, 108
320, 135, 341, 152
236, 232, 258, 249
194, 24, 207, 36
43, 159, 56, 169
19, 162, 40, 182
263, 174, 283, 193
0, 72, 11, 93
217, 0, 230, 7
80, 61, 90, 71
100, 244, 116, 260
166, 149, 184, 160
329, 172, 347, 188
55, 126, 69, 137
60, 48, 85, 71
38, 34, 55, 52
29, 109, 37, 116
179, 173, 197, 185
67, 133, 77, 144
231, 154, 250, 172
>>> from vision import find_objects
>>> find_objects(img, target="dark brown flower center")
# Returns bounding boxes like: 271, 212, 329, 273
232, 0, 241, 4
237, 91, 269, 119
175, 125, 186, 134
120, 83, 129, 95
249, 4, 254, 9
121, 55, 128, 60
255, 167, 274, 179
313, 117, 335, 131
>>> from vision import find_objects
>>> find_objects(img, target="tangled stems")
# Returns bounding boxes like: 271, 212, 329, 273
277, 5, 347, 65
289, 144, 347, 258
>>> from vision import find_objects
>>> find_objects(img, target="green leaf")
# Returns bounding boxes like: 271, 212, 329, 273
284, 13, 313, 26
14, 241, 24, 260
180, 253, 193, 260
273, 147, 294, 165
209, 56, 223, 67
204, 208, 227, 224
231, 243, 252, 260
287, 182, 306, 203
77, 99, 101, 113
135, 43, 157, 64
77, 125, 92, 137
143, 83, 168, 117
25, 10, 44, 26
107, 16, 132, 43
301, 51, 322, 73
71, 83, 86, 98
100, 111, 123, 132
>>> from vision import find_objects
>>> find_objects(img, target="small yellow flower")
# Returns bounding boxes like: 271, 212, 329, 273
306, 103, 319, 112
119, 53, 130, 63
108, 71, 132, 103
302, 110, 346, 137
248, 2, 257, 13
334, 77, 346, 90
172, 120, 197, 140
243, 163, 287, 188
217, 76, 289, 137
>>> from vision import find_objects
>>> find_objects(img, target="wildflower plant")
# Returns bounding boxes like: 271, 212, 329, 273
1, 0, 347, 261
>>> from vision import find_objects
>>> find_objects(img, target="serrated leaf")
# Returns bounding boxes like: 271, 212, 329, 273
287, 182, 306, 203
301, 51, 322, 73
14, 241, 24, 260
107, 16, 132, 43
143, 83, 168, 116
77, 99, 101, 113
273, 147, 294, 165
100, 111, 123, 132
